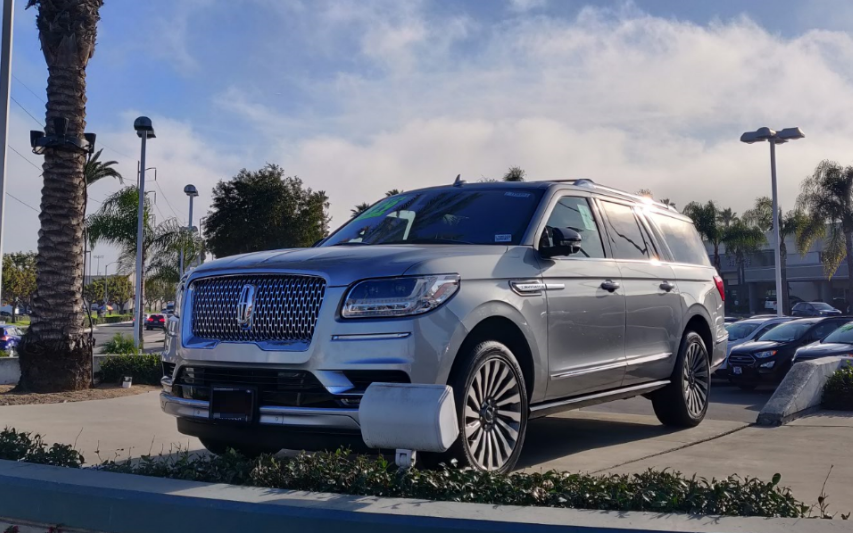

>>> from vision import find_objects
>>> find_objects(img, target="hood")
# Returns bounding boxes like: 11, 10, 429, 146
819, 310, 843, 316
797, 342, 853, 357
731, 340, 783, 354
191, 245, 523, 286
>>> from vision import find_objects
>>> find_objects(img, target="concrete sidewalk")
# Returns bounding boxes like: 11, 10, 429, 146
0, 393, 849, 511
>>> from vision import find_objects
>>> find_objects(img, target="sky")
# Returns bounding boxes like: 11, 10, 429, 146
6, 0, 853, 271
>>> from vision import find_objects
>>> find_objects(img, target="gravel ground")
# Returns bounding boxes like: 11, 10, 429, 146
0, 384, 160, 406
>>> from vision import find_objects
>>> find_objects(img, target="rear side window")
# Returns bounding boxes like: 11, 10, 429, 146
651, 213, 711, 266
599, 201, 654, 260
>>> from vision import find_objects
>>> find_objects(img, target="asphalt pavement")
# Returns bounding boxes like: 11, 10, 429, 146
91, 322, 166, 354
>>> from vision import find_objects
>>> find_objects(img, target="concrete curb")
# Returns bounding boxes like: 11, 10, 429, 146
757, 357, 852, 426
0, 460, 846, 533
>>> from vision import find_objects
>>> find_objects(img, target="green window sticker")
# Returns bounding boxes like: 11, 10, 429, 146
578, 203, 597, 231
356, 195, 410, 221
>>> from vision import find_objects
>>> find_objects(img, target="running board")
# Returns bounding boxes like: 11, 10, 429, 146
529, 380, 670, 419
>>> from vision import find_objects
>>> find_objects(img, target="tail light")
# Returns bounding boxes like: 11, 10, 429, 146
714, 275, 725, 302
0, 336, 7, 342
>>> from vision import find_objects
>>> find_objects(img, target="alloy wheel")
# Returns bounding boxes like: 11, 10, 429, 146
463, 357, 523, 471
682, 340, 710, 418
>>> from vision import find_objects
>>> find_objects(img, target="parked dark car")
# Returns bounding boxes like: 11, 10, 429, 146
726, 316, 850, 389
145, 314, 166, 330
0, 325, 23, 353
791, 302, 842, 317
793, 321, 853, 364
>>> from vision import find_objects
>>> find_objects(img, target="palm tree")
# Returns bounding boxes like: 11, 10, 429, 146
722, 219, 766, 305
682, 201, 724, 272
351, 202, 371, 218
18, 0, 104, 392
796, 160, 853, 311
660, 198, 676, 209
385, 189, 403, 197
636, 188, 653, 198
717, 208, 737, 228
85, 149, 122, 187
87, 187, 185, 340
503, 167, 525, 182
743, 196, 806, 314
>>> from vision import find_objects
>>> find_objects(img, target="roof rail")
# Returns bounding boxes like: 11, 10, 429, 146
543, 179, 676, 211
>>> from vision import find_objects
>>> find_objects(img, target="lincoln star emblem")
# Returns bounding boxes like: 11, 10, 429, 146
236, 284, 256, 328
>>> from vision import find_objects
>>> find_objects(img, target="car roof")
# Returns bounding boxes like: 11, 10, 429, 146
734, 317, 790, 325
395, 179, 690, 221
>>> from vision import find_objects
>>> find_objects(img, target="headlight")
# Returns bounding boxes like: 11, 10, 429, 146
342, 275, 460, 318
754, 350, 777, 359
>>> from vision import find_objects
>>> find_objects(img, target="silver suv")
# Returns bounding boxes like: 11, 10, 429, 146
161, 179, 726, 472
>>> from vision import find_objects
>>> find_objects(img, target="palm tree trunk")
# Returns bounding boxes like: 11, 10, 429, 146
18, 66, 93, 391
713, 243, 721, 273
780, 241, 790, 314
846, 232, 853, 313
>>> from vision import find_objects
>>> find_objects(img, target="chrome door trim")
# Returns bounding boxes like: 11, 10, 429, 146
551, 352, 670, 380
531, 380, 670, 414
625, 352, 671, 366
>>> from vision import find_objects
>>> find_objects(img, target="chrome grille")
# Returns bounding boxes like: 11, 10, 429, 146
727, 353, 756, 368
190, 275, 326, 343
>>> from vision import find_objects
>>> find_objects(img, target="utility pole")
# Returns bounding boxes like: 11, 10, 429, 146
0, 0, 15, 298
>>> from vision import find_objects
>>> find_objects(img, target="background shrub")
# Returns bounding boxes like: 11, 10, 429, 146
102, 333, 139, 355
100, 353, 161, 385
823, 364, 853, 411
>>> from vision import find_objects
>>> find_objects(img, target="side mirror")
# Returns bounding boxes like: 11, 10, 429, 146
541, 227, 582, 258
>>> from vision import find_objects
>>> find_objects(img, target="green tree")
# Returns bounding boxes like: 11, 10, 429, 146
796, 160, 853, 311
743, 196, 806, 314
19, 0, 104, 392
503, 166, 525, 182
144, 278, 175, 312
385, 189, 403, 197
722, 219, 766, 306
717, 208, 737, 228
351, 202, 371, 219
682, 201, 724, 272
1, 252, 37, 323
660, 198, 676, 209
83, 275, 133, 313
204, 164, 330, 257
84, 149, 122, 187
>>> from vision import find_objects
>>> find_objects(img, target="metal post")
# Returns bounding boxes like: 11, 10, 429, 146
133, 136, 147, 348
0, 0, 14, 298
103, 263, 108, 309
769, 140, 784, 317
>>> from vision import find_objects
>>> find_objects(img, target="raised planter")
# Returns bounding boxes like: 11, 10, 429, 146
0, 354, 133, 385
758, 356, 852, 426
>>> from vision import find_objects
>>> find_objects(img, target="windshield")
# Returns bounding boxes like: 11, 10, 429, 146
322, 188, 544, 246
812, 302, 836, 311
758, 321, 815, 342
822, 322, 853, 344
725, 322, 760, 341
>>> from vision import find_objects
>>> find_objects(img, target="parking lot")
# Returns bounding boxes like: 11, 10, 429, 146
93, 322, 166, 354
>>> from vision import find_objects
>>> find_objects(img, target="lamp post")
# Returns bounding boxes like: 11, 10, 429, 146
133, 117, 155, 348
180, 184, 199, 277
740, 127, 805, 317
104, 261, 117, 314
0, 0, 13, 299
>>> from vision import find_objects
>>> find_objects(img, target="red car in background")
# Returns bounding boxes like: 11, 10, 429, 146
145, 314, 166, 330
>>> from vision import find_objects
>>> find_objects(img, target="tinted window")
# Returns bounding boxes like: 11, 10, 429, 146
754, 322, 784, 338
822, 322, 853, 344
651, 213, 711, 266
792, 303, 806, 311
812, 302, 835, 311
541, 197, 605, 258
810, 321, 841, 340
323, 189, 544, 246
725, 322, 760, 341
600, 201, 654, 260
758, 321, 816, 342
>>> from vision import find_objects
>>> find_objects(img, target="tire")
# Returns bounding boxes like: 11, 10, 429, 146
199, 438, 279, 458
652, 331, 710, 428
430, 341, 529, 473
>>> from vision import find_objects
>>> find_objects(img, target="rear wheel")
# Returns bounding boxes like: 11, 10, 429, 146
436, 341, 528, 473
652, 331, 710, 427
199, 438, 279, 458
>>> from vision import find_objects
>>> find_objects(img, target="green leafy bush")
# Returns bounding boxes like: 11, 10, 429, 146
0, 428, 83, 468
101, 333, 138, 355
99, 353, 161, 385
103, 315, 132, 324
823, 364, 853, 411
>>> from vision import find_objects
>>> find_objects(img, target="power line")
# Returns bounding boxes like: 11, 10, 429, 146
154, 178, 184, 220
11, 96, 42, 127
6, 192, 38, 213
13, 74, 44, 102
7, 144, 42, 173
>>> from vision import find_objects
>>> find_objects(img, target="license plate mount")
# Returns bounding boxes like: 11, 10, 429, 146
210, 386, 256, 423
732, 366, 743, 375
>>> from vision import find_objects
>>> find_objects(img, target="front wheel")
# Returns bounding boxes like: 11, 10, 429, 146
440, 341, 529, 473
652, 331, 710, 427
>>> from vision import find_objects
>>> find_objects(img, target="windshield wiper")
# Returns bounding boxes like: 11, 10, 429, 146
331, 241, 372, 246
382, 237, 474, 245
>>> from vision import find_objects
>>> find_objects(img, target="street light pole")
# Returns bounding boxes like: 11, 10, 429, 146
0, 0, 13, 299
180, 184, 199, 277
740, 127, 805, 317
132, 117, 155, 348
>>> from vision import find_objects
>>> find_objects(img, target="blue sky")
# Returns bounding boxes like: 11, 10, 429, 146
6, 0, 853, 268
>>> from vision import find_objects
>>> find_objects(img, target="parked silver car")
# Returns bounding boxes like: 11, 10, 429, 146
160, 179, 726, 472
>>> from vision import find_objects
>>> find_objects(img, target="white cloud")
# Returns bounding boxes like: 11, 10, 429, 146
508, 0, 548, 12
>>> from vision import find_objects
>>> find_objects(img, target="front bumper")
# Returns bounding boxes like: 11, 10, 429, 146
725, 359, 790, 384
160, 391, 361, 431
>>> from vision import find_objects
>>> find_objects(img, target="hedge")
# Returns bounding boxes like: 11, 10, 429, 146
99, 354, 161, 385
0, 427, 833, 519
823, 364, 853, 411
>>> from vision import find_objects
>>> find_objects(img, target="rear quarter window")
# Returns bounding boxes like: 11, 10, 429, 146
651, 213, 711, 266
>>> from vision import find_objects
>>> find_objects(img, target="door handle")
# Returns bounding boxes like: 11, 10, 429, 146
600, 280, 620, 292
660, 281, 675, 292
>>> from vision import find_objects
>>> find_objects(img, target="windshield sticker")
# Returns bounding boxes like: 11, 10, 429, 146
355, 195, 410, 221
577, 204, 596, 231
505, 191, 531, 198
495, 234, 512, 243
